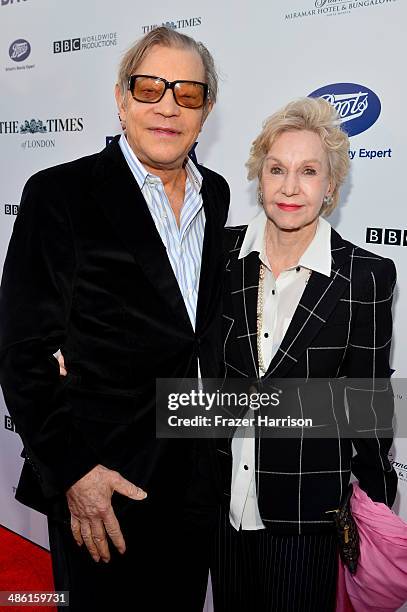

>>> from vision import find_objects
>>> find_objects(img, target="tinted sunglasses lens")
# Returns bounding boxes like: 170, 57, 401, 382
133, 77, 164, 103
174, 82, 206, 108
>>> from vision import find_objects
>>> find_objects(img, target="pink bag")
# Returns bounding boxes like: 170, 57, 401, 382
336, 482, 407, 612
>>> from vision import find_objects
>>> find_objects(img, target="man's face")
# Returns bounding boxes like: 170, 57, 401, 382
115, 45, 211, 174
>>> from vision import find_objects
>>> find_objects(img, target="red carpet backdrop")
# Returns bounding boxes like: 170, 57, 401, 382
0, 526, 55, 611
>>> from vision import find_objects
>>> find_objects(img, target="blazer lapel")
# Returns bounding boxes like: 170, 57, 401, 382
91, 137, 193, 332
264, 229, 353, 379
229, 248, 261, 378
195, 171, 225, 333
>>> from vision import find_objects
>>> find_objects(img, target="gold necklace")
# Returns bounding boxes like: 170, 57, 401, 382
256, 263, 267, 375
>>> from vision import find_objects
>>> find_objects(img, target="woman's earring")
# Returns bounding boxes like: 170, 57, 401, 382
323, 195, 333, 206
118, 113, 126, 131
257, 190, 264, 206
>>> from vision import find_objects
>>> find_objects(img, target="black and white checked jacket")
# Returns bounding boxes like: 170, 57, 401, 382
217, 225, 398, 534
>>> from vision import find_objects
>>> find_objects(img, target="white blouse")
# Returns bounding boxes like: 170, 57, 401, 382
230, 210, 332, 531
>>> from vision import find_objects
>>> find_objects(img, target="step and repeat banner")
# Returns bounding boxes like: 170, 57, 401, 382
0, 0, 406, 587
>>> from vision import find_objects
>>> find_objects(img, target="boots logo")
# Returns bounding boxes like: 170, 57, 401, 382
9, 38, 31, 62
309, 83, 381, 136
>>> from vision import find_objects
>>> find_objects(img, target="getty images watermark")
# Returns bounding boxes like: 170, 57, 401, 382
166, 387, 312, 430
156, 378, 404, 439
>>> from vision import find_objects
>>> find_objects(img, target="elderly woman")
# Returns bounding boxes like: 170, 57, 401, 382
212, 97, 397, 611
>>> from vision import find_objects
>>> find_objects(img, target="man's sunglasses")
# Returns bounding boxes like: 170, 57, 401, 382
128, 74, 209, 109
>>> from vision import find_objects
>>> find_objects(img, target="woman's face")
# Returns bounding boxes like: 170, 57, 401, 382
260, 129, 333, 233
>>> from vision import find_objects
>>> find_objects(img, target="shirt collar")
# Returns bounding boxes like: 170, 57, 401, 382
238, 208, 332, 277
118, 133, 202, 194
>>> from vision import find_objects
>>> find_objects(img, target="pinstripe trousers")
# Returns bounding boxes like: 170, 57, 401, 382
211, 509, 338, 612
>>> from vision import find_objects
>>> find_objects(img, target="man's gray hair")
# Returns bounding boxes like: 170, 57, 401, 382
117, 27, 218, 105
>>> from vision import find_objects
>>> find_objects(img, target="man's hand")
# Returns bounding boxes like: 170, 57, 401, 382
55, 350, 67, 376
66, 464, 147, 563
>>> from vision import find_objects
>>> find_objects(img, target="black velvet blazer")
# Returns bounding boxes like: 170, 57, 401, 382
0, 136, 229, 519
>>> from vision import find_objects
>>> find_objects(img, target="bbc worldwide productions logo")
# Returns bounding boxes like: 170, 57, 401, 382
366, 227, 407, 247
4, 414, 16, 432
53, 32, 117, 54
53, 38, 80, 53
3, 204, 19, 215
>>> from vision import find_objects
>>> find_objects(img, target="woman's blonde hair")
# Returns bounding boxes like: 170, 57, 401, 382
246, 97, 350, 215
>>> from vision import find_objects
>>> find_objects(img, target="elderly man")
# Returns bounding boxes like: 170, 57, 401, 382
0, 27, 229, 611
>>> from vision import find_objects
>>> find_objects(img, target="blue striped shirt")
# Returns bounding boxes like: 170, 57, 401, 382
119, 134, 205, 329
